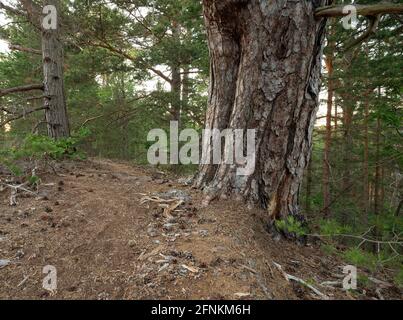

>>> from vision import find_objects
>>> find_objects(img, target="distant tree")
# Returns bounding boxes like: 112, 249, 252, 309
0, 0, 70, 138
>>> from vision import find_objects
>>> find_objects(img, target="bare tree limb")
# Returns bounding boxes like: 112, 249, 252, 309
0, 1, 27, 18
26, 95, 46, 101
32, 120, 48, 134
79, 114, 104, 128
0, 105, 48, 127
0, 84, 44, 97
9, 44, 41, 55
86, 40, 173, 84
273, 262, 329, 300
18, 0, 40, 26
343, 15, 381, 52
307, 232, 402, 245
315, 4, 403, 17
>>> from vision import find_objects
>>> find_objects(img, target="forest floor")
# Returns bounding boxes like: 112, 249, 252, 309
0, 159, 401, 300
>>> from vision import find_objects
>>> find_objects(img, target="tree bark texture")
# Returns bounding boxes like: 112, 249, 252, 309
42, 0, 70, 139
196, 0, 330, 220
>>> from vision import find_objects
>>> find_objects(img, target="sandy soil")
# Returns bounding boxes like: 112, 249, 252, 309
0, 159, 401, 300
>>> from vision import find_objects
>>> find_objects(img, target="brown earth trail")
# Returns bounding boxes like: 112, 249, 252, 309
0, 159, 400, 299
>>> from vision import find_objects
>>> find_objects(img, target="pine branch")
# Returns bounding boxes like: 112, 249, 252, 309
0, 1, 27, 18
9, 44, 42, 55
0, 84, 44, 97
86, 39, 173, 84
19, 0, 41, 25
0, 105, 48, 127
315, 4, 403, 17
343, 15, 381, 52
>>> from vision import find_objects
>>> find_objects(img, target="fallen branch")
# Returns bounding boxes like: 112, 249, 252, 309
9, 188, 17, 206
287, 274, 330, 300
163, 200, 184, 219
320, 280, 343, 288
1, 182, 37, 195
17, 275, 30, 288
369, 277, 393, 288
307, 232, 402, 245
140, 195, 178, 205
375, 288, 385, 300
240, 264, 257, 274
273, 262, 329, 300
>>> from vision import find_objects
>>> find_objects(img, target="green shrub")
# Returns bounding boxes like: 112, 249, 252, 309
275, 216, 308, 237
343, 248, 378, 272
318, 218, 354, 236
0, 128, 90, 176
394, 269, 403, 288
320, 243, 338, 255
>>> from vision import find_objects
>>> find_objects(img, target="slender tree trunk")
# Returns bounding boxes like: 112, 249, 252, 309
380, 166, 385, 209
171, 65, 181, 123
363, 94, 370, 221
18, 0, 69, 138
341, 100, 353, 224
182, 66, 190, 114
374, 117, 381, 215
373, 114, 382, 252
196, 0, 329, 220
395, 200, 402, 217
305, 158, 313, 215
334, 98, 338, 133
118, 75, 129, 159
0, 111, 5, 144
170, 20, 182, 126
322, 51, 334, 217
42, 0, 70, 139
362, 47, 371, 223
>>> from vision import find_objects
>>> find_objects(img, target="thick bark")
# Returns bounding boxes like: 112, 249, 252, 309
196, 0, 329, 220
42, 0, 70, 139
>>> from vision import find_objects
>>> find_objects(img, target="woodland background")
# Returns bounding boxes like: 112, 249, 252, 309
0, 0, 402, 288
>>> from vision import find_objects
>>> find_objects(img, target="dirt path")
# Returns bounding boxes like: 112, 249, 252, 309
0, 159, 400, 299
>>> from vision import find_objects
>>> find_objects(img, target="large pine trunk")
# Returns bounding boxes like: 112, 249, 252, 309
42, 0, 70, 139
196, 0, 329, 220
